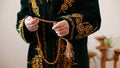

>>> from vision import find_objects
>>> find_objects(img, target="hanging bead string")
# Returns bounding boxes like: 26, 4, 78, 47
36, 18, 74, 64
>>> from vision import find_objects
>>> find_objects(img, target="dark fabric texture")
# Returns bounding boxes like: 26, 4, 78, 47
16, 0, 101, 68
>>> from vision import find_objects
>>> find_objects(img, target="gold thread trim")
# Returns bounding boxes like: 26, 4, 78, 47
17, 18, 26, 42
58, 0, 74, 14
59, 13, 97, 39
28, 55, 43, 68
29, 0, 40, 16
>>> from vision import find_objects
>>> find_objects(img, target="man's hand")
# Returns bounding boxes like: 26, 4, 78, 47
52, 20, 69, 36
24, 16, 39, 32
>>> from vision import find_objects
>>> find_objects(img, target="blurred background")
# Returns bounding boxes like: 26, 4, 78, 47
0, 0, 120, 68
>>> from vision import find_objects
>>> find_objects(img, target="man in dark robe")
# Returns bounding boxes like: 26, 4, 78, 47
16, 0, 101, 68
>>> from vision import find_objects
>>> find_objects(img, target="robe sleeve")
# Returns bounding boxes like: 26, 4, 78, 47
56, 0, 101, 40
16, 0, 35, 43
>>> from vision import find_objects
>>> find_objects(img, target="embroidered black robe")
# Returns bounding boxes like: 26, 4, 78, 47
16, 0, 101, 68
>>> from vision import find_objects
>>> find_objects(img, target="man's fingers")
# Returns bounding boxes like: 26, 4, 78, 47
52, 21, 64, 30
52, 20, 69, 36
56, 29, 69, 36
25, 16, 39, 32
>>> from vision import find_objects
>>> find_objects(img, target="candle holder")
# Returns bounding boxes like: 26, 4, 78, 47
95, 36, 109, 68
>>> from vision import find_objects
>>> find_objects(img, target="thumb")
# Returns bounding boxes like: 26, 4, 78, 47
53, 22, 57, 26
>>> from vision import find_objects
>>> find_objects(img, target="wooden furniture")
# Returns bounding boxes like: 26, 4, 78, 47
95, 36, 120, 68
95, 36, 109, 68
114, 49, 120, 68
88, 51, 97, 63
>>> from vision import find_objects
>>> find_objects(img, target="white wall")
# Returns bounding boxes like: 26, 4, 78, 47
88, 0, 120, 68
0, 0, 120, 68
0, 0, 28, 68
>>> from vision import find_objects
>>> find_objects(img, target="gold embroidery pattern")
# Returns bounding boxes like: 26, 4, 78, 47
72, 13, 83, 18
84, 23, 94, 34
77, 23, 84, 35
17, 18, 26, 42
58, 0, 74, 14
28, 55, 43, 68
60, 13, 96, 39
29, 0, 40, 16
73, 14, 95, 39
76, 22, 94, 39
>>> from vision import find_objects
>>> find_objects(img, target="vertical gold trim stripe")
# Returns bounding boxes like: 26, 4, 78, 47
17, 18, 26, 42
29, 0, 40, 16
